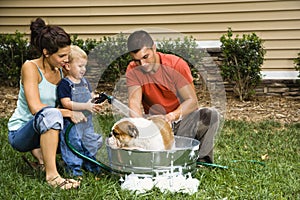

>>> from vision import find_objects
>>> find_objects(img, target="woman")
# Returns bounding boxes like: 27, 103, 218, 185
8, 17, 83, 189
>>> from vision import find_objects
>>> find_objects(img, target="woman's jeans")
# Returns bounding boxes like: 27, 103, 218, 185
8, 107, 63, 152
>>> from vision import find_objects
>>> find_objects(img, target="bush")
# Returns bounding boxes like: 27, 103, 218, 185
71, 35, 101, 55
294, 52, 300, 78
88, 33, 131, 86
220, 28, 266, 101
156, 36, 205, 83
0, 31, 39, 86
88, 34, 204, 88
0, 32, 204, 88
0, 33, 100, 87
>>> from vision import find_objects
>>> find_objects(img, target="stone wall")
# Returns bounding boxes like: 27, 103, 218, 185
223, 80, 300, 100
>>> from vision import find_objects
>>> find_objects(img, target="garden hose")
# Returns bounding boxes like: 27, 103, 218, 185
197, 162, 229, 169
64, 122, 126, 175
197, 159, 265, 171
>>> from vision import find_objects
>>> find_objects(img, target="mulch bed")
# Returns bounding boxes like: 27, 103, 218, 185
1, 86, 299, 124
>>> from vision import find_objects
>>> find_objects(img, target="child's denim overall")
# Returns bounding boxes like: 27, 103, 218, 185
60, 78, 102, 176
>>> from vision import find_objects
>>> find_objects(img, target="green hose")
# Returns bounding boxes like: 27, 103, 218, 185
197, 159, 265, 171
64, 122, 125, 174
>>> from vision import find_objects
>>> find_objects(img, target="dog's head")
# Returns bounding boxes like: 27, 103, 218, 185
110, 120, 139, 148
109, 117, 174, 150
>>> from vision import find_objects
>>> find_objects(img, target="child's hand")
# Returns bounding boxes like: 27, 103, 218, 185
85, 100, 96, 113
86, 99, 103, 113
92, 103, 103, 113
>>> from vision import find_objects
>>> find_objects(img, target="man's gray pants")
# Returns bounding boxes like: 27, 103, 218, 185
173, 107, 220, 163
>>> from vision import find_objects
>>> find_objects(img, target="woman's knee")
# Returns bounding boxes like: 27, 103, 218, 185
34, 107, 63, 134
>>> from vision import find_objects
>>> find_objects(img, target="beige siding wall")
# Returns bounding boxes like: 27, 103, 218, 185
0, 0, 299, 72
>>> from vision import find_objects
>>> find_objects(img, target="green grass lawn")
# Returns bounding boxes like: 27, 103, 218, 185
0, 116, 299, 200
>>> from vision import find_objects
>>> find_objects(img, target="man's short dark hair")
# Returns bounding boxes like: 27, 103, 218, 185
127, 30, 154, 53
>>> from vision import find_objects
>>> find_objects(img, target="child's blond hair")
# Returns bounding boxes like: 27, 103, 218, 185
69, 45, 87, 63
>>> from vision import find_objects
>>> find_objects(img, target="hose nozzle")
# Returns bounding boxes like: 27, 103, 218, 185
92, 93, 114, 104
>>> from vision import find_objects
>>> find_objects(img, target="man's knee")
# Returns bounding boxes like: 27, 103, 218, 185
199, 107, 219, 126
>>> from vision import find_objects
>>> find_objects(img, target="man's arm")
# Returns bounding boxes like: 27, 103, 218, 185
128, 85, 144, 117
165, 83, 198, 123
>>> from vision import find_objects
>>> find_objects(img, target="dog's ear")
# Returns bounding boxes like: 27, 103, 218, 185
127, 124, 139, 138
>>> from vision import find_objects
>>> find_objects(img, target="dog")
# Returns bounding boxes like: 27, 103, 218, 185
108, 116, 174, 151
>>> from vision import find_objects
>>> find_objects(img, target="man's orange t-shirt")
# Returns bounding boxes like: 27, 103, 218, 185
126, 52, 193, 115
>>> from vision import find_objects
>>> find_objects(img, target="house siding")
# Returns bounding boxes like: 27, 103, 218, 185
0, 0, 299, 72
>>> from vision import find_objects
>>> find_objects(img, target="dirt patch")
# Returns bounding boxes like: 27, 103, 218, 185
1, 86, 299, 124
225, 96, 299, 123
0, 86, 19, 119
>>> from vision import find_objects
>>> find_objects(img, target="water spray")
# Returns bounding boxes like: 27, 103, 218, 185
92, 92, 139, 118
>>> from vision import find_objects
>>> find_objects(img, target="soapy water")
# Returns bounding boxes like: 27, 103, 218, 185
120, 171, 200, 195
105, 135, 199, 171
120, 155, 200, 195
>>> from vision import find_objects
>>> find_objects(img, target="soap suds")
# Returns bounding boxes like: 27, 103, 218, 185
120, 172, 200, 195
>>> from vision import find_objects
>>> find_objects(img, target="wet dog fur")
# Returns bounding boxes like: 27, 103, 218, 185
109, 116, 174, 150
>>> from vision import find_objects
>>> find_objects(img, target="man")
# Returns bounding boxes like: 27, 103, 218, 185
125, 30, 220, 163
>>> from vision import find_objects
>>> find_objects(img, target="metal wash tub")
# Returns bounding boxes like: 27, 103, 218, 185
106, 136, 200, 176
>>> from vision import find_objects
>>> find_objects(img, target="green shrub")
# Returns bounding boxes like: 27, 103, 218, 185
0, 33, 100, 87
156, 36, 205, 83
0, 32, 204, 88
220, 28, 266, 101
71, 35, 101, 55
88, 33, 131, 86
0, 31, 39, 86
294, 52, 300, 78
88, 34, 204, 88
